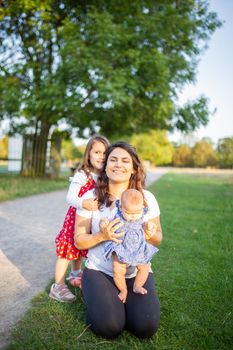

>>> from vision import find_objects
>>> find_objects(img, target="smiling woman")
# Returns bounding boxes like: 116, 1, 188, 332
74, 141, 162, 339
106, 147, 134, 183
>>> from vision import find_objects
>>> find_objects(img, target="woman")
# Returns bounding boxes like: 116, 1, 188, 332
75, 141, 162, 339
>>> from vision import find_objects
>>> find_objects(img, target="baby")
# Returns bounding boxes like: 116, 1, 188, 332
101, 189, 158, 303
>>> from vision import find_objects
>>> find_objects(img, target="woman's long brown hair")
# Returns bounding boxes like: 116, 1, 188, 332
95, 141, 146, 207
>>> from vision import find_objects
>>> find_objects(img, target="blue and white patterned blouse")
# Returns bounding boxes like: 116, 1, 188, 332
104, 200, 159, 265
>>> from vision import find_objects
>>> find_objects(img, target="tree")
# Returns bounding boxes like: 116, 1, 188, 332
173, 144, 193, 167
217, 137, 233, 169
192, 139, 217, 168
0, 135, 8, 158
131, 130, 174, 166
62, 139, 83, 163
0, 1, 221, 176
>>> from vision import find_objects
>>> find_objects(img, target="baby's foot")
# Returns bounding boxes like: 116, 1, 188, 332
118, 290, 128, 303
133, 285, 148, 295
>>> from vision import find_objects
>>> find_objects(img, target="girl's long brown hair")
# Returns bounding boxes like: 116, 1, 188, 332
95, 141, 146, 207
77, 135, 110, 178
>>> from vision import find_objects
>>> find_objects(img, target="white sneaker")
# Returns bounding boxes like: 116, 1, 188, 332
49, 283, 76, 303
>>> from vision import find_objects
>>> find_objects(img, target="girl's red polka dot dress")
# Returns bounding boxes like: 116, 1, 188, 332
55, 178, 95, 260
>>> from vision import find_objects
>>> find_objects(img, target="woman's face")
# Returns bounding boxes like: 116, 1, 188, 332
105, 147, 134, 184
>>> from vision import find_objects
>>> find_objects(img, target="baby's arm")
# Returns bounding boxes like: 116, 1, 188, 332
143, 221, 157, 240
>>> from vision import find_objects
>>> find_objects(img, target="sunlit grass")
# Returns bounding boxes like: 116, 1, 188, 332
0, 174, 68, 202
6, 174, 233, 350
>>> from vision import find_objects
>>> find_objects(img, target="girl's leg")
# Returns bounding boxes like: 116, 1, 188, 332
82, 268, 125, 339
54, 257, 70, 284
125, 273, 160, 339
49, 258, 76, 302
133, 263, 149, 294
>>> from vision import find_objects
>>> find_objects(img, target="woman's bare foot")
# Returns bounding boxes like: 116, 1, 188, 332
118, 290, 128, 303
133, 285, 148, 295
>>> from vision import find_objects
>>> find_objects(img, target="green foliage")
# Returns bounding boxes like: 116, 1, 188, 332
59, 2, 221, 137
172, 144, 193, 167
0, 76, 21, 118
174, 96, 212, 132
192, 139, 217, 167
172, 138, 218, 168
0, 1, 221, 136
0, 1, 222, 175
217, 137, 233, 169
0, 135, 8, 158
62, 139, 83, 162
130, 130, 174, 166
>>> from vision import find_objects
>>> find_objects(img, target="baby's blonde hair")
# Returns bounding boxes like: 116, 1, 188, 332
121, 189, 144, 207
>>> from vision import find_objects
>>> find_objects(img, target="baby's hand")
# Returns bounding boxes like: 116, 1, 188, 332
82, 198, 99, 211
143, 221, 157, 241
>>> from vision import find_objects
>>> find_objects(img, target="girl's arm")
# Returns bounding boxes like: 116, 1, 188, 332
66, 172, 86, 209
74, 215, 124, 250
67, 172, 98, 211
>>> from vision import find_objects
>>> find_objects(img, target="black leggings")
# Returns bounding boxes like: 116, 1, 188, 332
82, 268, 160, 339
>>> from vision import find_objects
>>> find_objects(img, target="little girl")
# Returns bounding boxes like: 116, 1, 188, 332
49, 135, 110, 303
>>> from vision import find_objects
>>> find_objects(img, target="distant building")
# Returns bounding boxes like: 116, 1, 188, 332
8, 136, 23, 171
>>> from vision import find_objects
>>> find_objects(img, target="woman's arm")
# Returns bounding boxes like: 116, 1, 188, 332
74, 215, 124, 250
144, 216, 162, 246
143, 190, 162, 246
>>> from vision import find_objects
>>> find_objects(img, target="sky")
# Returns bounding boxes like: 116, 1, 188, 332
169, 0, 233, 145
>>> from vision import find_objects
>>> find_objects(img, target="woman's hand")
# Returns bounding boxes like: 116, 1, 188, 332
82, 198, 99, 211
143, 221, 157, 241
100, 217, 124, 244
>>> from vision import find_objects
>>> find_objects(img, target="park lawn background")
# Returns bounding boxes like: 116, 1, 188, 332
0, 174, 68, 202
6, 173, 233, 350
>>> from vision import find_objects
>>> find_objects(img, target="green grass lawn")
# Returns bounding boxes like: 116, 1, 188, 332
6, 174, 233, 350
0, 174, 69, 202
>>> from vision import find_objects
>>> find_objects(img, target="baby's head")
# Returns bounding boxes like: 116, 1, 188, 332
121, 189, 144, 221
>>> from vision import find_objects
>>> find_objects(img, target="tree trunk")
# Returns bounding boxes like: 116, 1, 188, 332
21, 121, 51, 177
50, 133, 62, 179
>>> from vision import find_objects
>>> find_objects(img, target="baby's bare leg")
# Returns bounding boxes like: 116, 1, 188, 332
112, 253, 128, 303
133, 264, 149, 295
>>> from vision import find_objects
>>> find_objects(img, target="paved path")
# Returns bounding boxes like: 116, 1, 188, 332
0, 191, 68, 348
0, 169, 166, 349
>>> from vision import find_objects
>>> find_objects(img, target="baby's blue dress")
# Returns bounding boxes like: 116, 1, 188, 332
104, 200, 158, 266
